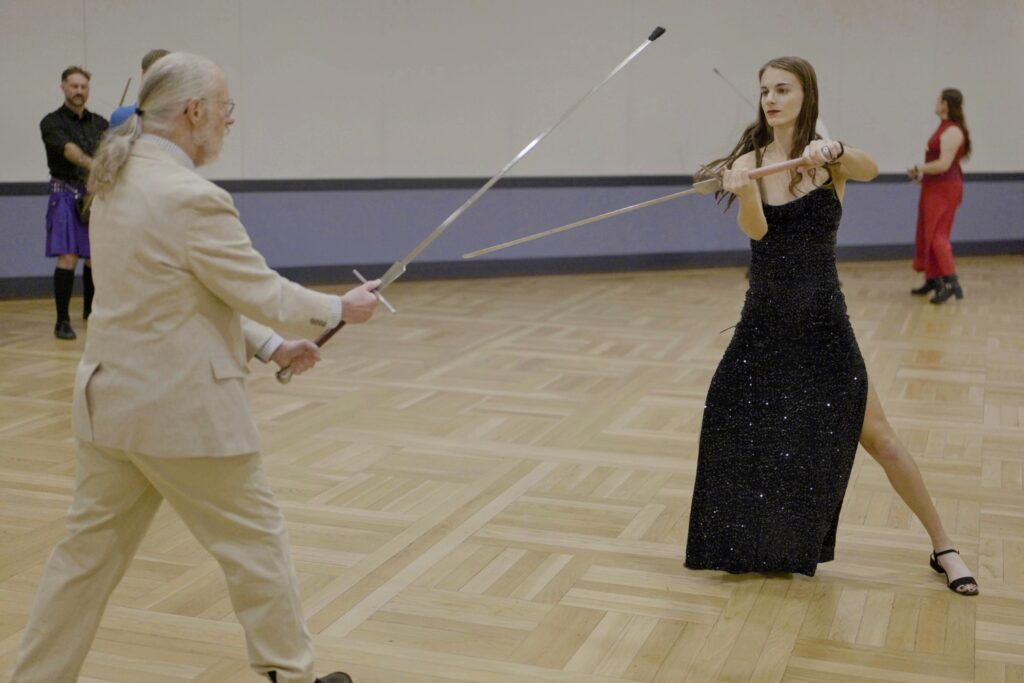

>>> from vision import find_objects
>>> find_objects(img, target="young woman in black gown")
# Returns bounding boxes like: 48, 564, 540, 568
684, 57, 978, 595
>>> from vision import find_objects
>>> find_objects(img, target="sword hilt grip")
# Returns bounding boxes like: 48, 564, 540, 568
275, 320, 346, 384
748, 157, 808, 179
275, 263, 399, 385
648, 27, 666, 41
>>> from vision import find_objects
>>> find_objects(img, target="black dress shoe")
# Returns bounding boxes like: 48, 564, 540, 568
268, 672, 353, 683
54, 320, 77, 340
911, 278, 940, 296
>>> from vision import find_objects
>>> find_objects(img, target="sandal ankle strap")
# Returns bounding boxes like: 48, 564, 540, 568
933, 548, 960, 558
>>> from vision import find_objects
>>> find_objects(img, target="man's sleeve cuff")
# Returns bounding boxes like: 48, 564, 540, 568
255, 332, 285, 363
329, 297, 343, 329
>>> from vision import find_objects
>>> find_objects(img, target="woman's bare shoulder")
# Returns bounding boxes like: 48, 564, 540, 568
731, 150, 758, 170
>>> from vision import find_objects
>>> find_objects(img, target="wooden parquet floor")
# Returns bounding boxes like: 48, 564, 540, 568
0, 255, 1022, 682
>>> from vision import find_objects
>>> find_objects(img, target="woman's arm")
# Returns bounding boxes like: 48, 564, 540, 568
914, 126, 964, 176
831, 143, 878, 182
807, 140, 877, 183
724, 153, 768, 241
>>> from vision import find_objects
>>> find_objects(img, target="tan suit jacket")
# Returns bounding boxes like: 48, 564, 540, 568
71, 139, 339, 457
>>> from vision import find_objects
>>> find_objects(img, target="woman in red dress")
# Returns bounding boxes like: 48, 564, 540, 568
909, 89, 971, 304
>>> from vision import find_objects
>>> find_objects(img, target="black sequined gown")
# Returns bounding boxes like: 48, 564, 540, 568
685, 187, 867, 577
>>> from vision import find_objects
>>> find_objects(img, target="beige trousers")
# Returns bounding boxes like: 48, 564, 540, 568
11, 440, 315, 683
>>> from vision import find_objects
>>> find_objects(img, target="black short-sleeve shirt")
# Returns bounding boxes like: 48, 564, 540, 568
40, 104, 109, 183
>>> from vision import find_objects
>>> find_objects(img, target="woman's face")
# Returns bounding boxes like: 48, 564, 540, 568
935, 96, 949, 119
760, 66, 804, 128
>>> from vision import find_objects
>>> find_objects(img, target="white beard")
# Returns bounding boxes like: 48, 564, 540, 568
193, 121, 224, 167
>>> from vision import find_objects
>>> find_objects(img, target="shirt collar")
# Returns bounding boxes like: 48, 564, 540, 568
140, 134, 195, 169
60, 104, 89, 120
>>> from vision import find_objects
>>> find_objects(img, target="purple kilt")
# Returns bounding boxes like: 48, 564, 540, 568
45, 179, 90, 258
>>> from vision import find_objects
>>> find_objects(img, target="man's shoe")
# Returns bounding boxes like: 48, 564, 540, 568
54, 320, 77, 340
268, 672, 353, 683
317, 674, 354, 683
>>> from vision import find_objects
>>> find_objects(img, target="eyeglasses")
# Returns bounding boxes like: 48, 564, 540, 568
192, 97, 236, 116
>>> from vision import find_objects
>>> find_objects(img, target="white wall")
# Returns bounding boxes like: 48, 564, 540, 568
2, 0, 1021, 182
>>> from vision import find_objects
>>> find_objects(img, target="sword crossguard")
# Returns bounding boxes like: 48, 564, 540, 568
354, 268, 397, 314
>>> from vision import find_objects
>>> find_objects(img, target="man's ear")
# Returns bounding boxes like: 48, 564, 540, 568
183, 98, 203, 126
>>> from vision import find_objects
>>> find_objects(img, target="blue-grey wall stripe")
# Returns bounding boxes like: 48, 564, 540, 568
2, 174, 1021, 299
2, 173, 1023, 195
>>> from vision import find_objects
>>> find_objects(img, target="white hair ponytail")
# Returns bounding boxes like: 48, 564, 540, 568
87, 52, 219, 197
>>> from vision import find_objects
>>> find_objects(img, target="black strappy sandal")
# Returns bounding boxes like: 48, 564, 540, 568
929, 548, 979, 596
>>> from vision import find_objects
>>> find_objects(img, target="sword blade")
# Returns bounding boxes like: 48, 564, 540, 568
712, 67, 756, 111
462, 180, 718, 259
377, 27, 667, 289
118, 77, 132, 108
461, 156, 808, 259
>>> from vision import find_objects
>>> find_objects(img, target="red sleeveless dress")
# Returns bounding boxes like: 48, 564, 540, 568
913, 120, 965, 279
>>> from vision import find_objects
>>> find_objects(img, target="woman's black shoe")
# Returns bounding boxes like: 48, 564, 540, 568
911, 278, 940, 296
929, 548, 979, 596
930, 274, 964, 304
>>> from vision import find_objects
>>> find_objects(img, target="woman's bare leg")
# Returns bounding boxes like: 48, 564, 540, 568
858, 379, 977, 593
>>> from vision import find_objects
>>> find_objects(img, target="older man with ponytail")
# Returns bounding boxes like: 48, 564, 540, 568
12, 53, 371, 683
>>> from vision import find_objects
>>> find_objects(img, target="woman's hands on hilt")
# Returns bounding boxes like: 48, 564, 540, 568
723, 167, 757, 199
801, 139, 844, 167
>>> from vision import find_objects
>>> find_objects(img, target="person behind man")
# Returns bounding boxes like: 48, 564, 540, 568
39, 66, 108, 339
12, 52, 377, 683
110, 48, 170, 128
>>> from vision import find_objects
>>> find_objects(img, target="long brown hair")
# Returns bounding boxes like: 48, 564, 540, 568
941, 88, 971, 160
698, 56, 826, 209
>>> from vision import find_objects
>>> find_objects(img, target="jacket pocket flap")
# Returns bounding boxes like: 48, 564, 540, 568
72, 360, 102, 442
76, 360, 102, 384
210, 357, 248, 380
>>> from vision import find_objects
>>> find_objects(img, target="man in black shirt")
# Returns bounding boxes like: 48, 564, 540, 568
40, 66, 108, 340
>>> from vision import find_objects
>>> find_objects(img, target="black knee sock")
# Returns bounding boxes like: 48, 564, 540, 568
82, 265, 94, 319
53, 267, 75, 323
